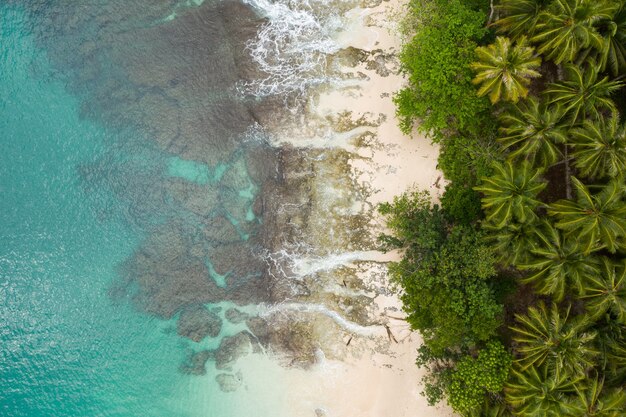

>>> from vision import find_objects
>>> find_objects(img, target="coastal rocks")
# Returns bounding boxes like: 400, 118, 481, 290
245, 316, 272, 345
248, 316, 318, 368
177, 305, 222, 342
214, 331, 258, 370
202, 216, 241, 245
180, 350, 214, 375
315, 408, 328, 417
225, 308, 249, 324
215, 372, 243, 392
166, 179, 220, 216
270, 320, 318, 367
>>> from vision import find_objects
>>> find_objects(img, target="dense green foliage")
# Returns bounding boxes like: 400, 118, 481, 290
389, 0, 626, 415
448, 341, 512, 413
379, 192, 502, 354
395, 0, 492, 140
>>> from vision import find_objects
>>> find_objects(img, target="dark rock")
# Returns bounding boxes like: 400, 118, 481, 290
225, 308, 249, 324
179, 350, 214, 375
214, 331, 254, 370
177, 305, 222, 342
245, 316, 271, 344
215, 372, 243, 392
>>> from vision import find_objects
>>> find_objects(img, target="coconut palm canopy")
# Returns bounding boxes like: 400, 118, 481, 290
471, 36, 542, 104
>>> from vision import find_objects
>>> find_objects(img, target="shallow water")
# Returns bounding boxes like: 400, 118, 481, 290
0, 0, 381, 415
0, 2, 269, 415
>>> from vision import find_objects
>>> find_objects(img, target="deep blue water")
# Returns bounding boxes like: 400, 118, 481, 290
0, 2, 271, 416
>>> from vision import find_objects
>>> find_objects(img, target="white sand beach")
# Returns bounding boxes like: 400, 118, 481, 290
218, 1, 455, 416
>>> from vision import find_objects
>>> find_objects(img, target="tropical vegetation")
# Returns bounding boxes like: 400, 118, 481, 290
385, 0, 626, 415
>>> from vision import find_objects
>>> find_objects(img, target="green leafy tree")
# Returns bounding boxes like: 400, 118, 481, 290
510, 303, 598, 376
580, 257, 626, 324
498, 98, 568, 167
566, 376, 626, 417
545, 64, 623, 123
505, 364, 580, 417
519, 221, 599, 300
438, 134, 500, 224
470, 36, 542, 103
395, 0, 491, 139
475, 160, 546, 228
532, 0, 616, 64
447, 340, 512, 414
570, 115, 626, 180
380, 191, 502, 354
494, 0, 551, 40
378, 189, 446, 258
548, 177, 626, 253
440, 182, 484, 225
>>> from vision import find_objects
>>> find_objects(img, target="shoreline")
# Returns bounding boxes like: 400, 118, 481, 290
222, 1, 454, 415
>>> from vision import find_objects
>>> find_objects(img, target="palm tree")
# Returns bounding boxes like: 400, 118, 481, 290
593, 317, 626, 377
565, 376, 626, 417
475, 161, 546, 229
484, 220, 539, 266
605, 335, 626, 382
519, 221, 599, 300
545, 64, 623, 123
471, 36, 542, 104
570, 115, 626, 180
579, 257, 626, 324
494, 0, 551, 40
579, 5, 626, 76
531, 0, 617, 64
505, 364, 579, 417
548, 177, 626, 254
498, 98, 569, 167
510, 303, 598, 376
469, 399, 513, 417
602, 5, 626, 76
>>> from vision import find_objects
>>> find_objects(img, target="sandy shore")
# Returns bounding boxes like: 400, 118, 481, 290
214, 1, 455, 416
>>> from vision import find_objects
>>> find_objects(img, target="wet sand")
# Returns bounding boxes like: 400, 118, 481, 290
217, 1, 454, 415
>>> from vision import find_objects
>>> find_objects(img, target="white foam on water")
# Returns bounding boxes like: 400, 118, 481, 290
263, 246, 394, 279
261, 302, 381, 336
240, 0, 355, 97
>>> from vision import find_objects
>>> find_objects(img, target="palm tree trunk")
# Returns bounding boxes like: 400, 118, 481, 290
564, 145, 572, 200
488, 0, 495, 25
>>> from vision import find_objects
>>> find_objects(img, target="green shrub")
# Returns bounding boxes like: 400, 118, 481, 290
441, 182, 483, 224
395, 0, 493, 141
380, 191, 502, 354
447, 340, 512, 414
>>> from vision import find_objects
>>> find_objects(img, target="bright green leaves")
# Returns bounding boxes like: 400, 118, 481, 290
511, 303, 598, 376
395, 0, 491, 140
580, 258, 626, 324
498, 98, 569, 167
448, 340, 512, 414
475, 160, 546, 228
570, 115, 626, 180
548, 177, 626, 254
531, 0, 617, 64
471, 36, 542, 104
545, 64, 623, 123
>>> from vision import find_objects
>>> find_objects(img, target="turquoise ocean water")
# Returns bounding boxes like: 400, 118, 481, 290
0, 2, 273, 416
